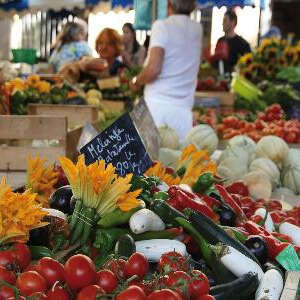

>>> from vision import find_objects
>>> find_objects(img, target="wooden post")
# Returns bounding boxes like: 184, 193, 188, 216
152, 0, 158, 24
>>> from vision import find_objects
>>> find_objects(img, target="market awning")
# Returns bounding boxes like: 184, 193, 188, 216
0, 0, 110, 16
111, 0, 265, 9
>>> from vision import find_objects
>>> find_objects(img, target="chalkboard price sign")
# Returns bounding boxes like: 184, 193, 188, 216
80, 113, 153, 176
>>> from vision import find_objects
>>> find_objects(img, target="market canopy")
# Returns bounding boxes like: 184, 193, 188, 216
0, 0, 109, 15
111, 0, 265, 9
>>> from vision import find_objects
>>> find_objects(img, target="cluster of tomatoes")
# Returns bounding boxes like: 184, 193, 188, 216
218, 104, 300, 143
0, 244, 214, 300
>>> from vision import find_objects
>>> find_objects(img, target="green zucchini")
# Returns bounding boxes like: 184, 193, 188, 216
189, 211, 261, 266
115, 234, 136, 258
150, 199, 186, 226
210, 272, 259, 300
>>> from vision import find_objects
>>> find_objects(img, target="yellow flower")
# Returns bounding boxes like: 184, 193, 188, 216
8, 78, 26, 92
37, 81, 51, 93
179, 147, 217, 186
145, 162, 181, 186
0, 177, 48, 244
26, 75, 40, 88
264, 47, 278, 60
238, 53, 253, 67
59, 155, 142, 216
26, 157, 58, 208
283, 47, 297, 65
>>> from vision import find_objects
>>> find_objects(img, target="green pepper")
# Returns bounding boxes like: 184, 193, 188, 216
153, 191, 169, 201
192, 172, 220, 194
97, 203, 144, 228
93, 228, 129, 252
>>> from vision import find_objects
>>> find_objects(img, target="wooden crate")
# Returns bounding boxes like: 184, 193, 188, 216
27, 104, 98, 129
101, 100, 125, 112
0, 115, 83, 171
195, 91, 235, 106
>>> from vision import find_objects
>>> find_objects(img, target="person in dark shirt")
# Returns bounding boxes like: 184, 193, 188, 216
216, 10, 251, 74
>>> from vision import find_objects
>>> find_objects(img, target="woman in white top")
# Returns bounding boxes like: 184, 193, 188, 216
130, 0, 202, 140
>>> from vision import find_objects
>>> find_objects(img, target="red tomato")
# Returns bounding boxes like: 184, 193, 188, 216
36, 257, 65, 287
76, 285, 106, 300
129, 280, 149, 295
0, 266, 16, 285
16, 271, 47, 296
96, 269, 118, 293
115, 285, 147, 300
166, 271, 191, 297
29, 292, 47, 299
157, 251, 188, 273
188, 270, 210, 300
46, 285, 70, 300
148, 289, 182, 300
0, 251, 15, 270
196, 295, 215, 300
64, 254, 96, 290
11, 244, 31, 270
104, 258, 126, 280
124, 253, 149, 279
24, 264, 39, 273
0, 286, 15, 300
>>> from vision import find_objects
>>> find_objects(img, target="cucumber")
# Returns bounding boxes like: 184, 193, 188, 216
210, 272, 259, 300
150, 199, 186, 226
115, 234, 136, 258
189, 211, 261, 266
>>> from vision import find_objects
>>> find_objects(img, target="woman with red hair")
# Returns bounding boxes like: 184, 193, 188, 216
81, 28, 125, 77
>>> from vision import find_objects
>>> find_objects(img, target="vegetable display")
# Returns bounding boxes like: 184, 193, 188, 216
1, 134, 300, 300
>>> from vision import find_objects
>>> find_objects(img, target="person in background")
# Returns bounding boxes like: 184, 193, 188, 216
122, 23, 146, 67
130, 0, 202, 140
48, 20, 92, 73
215, 10, 251, 74
81, 28, 125, 78
143, 35, 151, 55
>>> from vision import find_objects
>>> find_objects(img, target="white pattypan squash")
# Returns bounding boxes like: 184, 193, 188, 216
158, 125, 180, 150
249, 158, 280, 189
255, 136, 289, 166
182, 124, 218, 155
282, 149, 300, 194
243, 171, 272, 200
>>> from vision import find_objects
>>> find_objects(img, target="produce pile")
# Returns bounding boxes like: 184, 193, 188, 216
196, 76, 229, 92
1, 139, 300, 299
194, 104, 300, 143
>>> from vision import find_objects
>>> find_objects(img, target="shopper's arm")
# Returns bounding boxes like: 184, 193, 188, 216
130, 47, 164, 91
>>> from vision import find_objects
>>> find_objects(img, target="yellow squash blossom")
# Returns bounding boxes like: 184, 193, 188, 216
26, 156, 58, 207
145, 162, 181, 186
0, 177, 48, 244
59, 155, 142, 216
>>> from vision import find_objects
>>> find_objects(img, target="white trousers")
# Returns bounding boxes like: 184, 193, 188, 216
146, 99, 192, 141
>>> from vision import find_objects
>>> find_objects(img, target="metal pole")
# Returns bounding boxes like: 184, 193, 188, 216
152, 0, 158, 24
257, 7, 262, 46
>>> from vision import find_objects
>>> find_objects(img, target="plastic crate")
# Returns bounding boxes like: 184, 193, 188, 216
12, 49, 36, 65
232, 75, 262, 101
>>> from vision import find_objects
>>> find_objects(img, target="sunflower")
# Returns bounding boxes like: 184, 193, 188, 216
238, 53, 254, 67
240, 66, 253, 81
6, 78, 25, 92
0, 177, 48, 244
278, 56, 288, 68
145, 162, 181, 186
283, 47, 297, 65
248, 63, 266, 79
26, 157, 58, 207
264, 47, 278, 60
257, 38, 273, 54
37, 81, 51, 94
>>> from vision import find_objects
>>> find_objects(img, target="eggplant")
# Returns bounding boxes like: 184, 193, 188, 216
29, 225, 50, 247
245, 235, 268, 265
218, 203, 236, 227
50, 185, 73, 215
